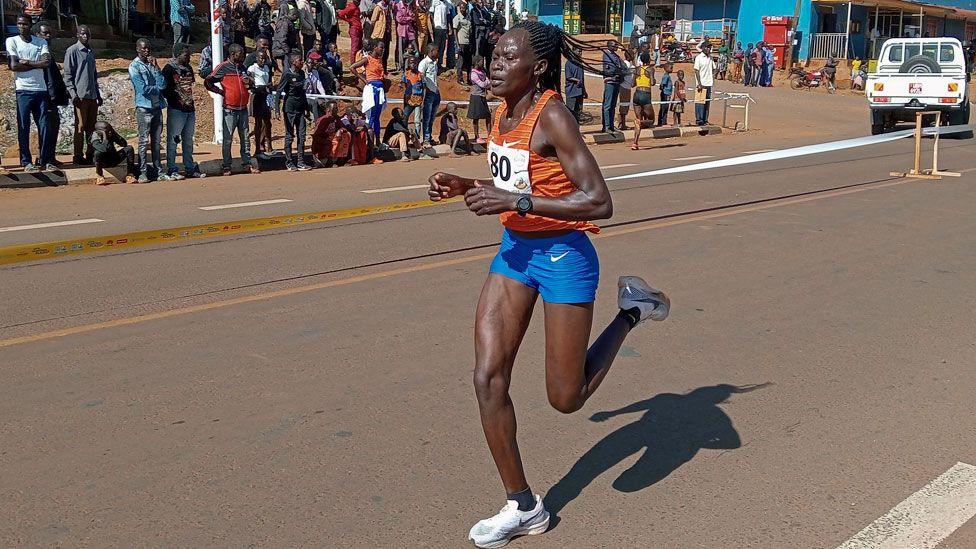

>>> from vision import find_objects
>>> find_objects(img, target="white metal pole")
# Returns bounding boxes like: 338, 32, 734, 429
210, 0, 224, 145
872, 5, 878, 57
899, 9, 903, 37
844, 1, 852, 57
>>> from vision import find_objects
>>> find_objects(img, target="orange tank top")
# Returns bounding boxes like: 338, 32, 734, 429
488, 90, 599, 233
365, 55, 385, 81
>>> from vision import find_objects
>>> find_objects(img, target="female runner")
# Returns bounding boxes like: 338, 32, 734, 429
428, 21, 670, 548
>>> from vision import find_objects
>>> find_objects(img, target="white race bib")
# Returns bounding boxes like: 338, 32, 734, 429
487, 140, 531, 194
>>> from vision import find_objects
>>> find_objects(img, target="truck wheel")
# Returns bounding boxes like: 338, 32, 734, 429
946, 103, 973, 139
871, 123, 885, 135
899, 55, 941, 74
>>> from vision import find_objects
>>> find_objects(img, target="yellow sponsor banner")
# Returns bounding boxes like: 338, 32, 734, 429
0, 198, 458, 267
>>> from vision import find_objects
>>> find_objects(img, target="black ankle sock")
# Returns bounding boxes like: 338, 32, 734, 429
619, 307, 641, 329
507, 487, 535, 512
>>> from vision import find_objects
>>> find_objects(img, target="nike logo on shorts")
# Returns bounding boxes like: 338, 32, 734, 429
550, 251, 570, 263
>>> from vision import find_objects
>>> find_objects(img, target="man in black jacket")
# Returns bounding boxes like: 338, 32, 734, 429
38, 23, 69, 169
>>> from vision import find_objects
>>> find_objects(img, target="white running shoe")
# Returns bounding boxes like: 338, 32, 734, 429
468, 495, 549, 548
618, 276, 670, 323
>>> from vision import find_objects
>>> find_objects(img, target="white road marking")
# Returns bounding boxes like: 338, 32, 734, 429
600, 163, 638, 170
198, 199, 293, 211
742, 149, 778, 154
0, 218, 104, 233
836, 462, 976, 549
671, 155, 716, 161
361, 184, 430, 194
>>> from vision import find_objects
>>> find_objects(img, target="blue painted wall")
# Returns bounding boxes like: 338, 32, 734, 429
538, 0, 563, 27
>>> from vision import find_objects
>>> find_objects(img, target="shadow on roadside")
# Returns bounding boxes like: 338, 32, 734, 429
543, 382, 771, 528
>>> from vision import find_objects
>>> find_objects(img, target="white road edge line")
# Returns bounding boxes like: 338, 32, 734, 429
0, 218, 104, 233
600, 163, 638, 170
361, 184, 430, 194
836, 462, 976, 549
671, 155, 716, 161
198, 199, 293, 211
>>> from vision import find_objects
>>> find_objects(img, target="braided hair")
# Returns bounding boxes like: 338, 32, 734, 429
510, 21, 619, 92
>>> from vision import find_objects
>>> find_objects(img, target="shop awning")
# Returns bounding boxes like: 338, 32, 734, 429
815, 0, 976, 20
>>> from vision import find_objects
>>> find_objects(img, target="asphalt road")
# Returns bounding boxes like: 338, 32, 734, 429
2, 89, 976, 547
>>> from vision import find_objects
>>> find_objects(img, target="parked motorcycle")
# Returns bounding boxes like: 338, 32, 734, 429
789, 67, 836, 93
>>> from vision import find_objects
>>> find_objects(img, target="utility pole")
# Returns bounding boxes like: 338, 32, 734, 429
783, 0, 803, 69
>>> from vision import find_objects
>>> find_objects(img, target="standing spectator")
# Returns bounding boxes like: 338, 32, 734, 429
395, 0, 417, 72
731, 41, 743, 83
91, 122, 136, 185
472, 0, 490, 60
63, 25, 102, 166
298, 0, 317, 55
228, 0, 250, 47
693, 41, 715, 126
276, 53, 312, 171
467, 55, 490, 143
453, 1, 472, 84
6, 14, 52, 173
244, 36, 279, 74
750, 42, 762, 86
370, 0, 392, 70
360, 0, 376, 38
338, 0, 364, 64
251, 0, 275, 40
742, 42, 753, 87
350, 39, 387, 140
272, 5, 299, 73
37, 23, 68, 170
564, 46, 585, 124
417, 42, 440, 145
601, 39, 624, 133
402, 54, 424, 134
315, 0, 338, 47
129, 38, 169, 182
415, 0, 433, 57
617, 46, 635, 131
763, 43, 775, 86
206, 43, 260, 176
716, 39, 730, 80
657, 61, 673, 126
171, 0, 195, 57
162, 45, 204, 179
430, 0, 448, 72
444, 0, 457, 70
672, 68, 686, 126
248, 49, 274, 158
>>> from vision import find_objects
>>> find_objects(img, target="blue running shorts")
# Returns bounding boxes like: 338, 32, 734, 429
489, 229, 600, 304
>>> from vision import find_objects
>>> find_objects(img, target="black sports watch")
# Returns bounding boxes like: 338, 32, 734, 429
515, 195, 533, 217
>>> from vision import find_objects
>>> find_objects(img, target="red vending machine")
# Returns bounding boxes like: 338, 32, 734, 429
761, 16, 792, 69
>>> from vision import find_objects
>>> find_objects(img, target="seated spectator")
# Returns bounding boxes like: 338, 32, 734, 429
91, 121, 136, 185
311, 100, 347, 166
339, 107, 376, 165
384, 107, 419, 162
438, 102, 470, 156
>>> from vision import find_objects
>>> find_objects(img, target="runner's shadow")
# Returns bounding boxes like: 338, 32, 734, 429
543, 383, 770, 526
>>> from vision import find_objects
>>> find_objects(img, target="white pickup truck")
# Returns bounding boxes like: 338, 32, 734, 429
866, 37, 971, 138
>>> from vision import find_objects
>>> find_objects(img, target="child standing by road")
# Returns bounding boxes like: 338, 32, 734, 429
467, 56, 491, 144
657, 62, 673, 127
248, 49, 274, 159
673, 69, 686, 126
